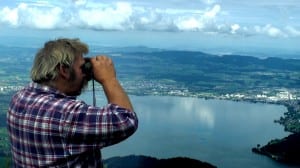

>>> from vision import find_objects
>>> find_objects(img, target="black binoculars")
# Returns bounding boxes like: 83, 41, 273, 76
81, 57, 93, 81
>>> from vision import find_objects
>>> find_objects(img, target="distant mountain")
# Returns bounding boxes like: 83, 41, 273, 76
110, 49, 300, 94
89, 46, 164, 54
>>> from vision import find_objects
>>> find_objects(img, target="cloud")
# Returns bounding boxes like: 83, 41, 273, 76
0, 0, 299, 38
73, 0, 87, 6
230, 24, 240, 34
254, 24, 286, 38
172, 4, 221, 32
201, 0, 216, 5
204, 4, 220, 18
0, 6, 18, 26
77, 2, 133, 30
0, 2, 65, 29
285, 26, 300, 37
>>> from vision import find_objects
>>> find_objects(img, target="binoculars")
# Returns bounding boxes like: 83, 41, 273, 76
81, 57, 93, 81
81, 57, 96, 105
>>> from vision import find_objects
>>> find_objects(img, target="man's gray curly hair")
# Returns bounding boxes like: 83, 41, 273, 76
31, 38, 89, 83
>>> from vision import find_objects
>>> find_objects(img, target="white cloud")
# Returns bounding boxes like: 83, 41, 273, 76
175, 17, 204, 31
285, 26, 300, 37
0, 2, 65, 29
174, 4, 221, 31
267, 27, 284, 37
230, 23, 240, 34
78, 2, 133, 30
254, 24, 287, 38
0, 6, 18, 26
18, 3, 64, 29
204, 4, 220, 18
0, 1, 299, 38
73, 0, 87, 6
201, 0, 216, 5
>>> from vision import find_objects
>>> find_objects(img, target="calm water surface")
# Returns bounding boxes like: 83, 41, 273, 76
79, 93, 296, 168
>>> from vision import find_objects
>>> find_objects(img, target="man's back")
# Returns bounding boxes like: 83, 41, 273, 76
7, 82, 138, 167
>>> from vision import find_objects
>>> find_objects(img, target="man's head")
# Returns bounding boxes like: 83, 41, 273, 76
31, 38, 89, 96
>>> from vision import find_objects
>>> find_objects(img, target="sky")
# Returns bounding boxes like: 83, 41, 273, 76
0, 0, 299, 57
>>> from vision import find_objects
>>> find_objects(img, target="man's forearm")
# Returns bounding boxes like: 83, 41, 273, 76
102, 78, 133, 111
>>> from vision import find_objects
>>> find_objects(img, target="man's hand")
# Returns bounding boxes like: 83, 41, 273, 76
90, 56, 116, 85
90, 55, 133, 111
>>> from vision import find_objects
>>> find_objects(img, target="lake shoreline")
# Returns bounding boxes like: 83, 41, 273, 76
252, 133, 300, 166
250, 101, 300, 166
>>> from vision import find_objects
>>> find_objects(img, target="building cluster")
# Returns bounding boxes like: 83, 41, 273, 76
0, 85, 24, 93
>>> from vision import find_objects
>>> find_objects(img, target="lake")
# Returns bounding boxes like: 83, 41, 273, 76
79, 93, 297, 168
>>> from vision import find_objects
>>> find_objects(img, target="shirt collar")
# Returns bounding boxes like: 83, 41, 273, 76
29, 82, 77, 99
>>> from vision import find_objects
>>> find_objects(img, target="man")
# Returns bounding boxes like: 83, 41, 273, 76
7, 38, 138, 167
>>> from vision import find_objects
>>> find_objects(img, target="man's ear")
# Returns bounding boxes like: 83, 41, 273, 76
58, 64, 70, 80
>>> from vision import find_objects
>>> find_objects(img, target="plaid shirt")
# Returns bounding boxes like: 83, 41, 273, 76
7, 82, 138, 168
